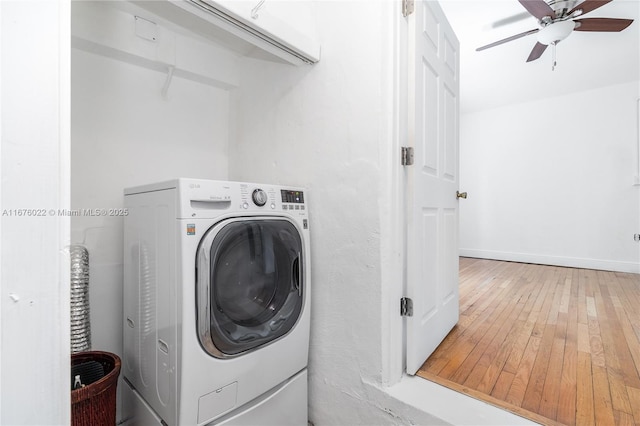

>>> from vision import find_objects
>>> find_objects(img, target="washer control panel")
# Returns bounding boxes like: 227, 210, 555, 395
281, 189, 305, 211
238, 184, 305, 212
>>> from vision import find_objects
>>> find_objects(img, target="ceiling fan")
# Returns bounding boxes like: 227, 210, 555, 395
476, 0, 634, 65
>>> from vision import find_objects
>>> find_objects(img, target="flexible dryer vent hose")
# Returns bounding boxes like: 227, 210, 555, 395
70, 245, 91, 353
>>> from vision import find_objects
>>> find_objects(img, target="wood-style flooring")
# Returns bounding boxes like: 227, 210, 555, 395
417, 258, 640, 426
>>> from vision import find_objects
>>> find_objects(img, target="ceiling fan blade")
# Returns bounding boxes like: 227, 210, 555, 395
491, 11, 532, 29
518, 0, 556, 20
476, 28, 540, 51
526, 42, 548, 62
573, 17, 634, 31
567, 0, 612, 17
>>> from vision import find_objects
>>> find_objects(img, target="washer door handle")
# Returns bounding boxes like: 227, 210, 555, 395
293, 253, 302, 296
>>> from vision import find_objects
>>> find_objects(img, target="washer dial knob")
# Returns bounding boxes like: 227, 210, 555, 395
252, 189, 268, 206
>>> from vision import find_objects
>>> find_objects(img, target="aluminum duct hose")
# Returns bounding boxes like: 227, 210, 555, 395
70, 245, 91, 353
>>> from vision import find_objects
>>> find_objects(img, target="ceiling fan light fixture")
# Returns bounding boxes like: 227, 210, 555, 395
537, 20, 576, 45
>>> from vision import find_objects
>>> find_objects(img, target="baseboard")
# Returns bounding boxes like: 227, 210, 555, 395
459, 248, 640, 274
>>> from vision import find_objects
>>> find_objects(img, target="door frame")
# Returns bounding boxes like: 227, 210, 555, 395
379, 0, 410, 386
380, 0, 460, 385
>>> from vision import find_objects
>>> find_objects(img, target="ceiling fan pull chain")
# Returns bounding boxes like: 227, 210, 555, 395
551, 42, 557, 71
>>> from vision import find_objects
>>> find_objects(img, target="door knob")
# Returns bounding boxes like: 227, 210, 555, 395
456, 191, 467, 199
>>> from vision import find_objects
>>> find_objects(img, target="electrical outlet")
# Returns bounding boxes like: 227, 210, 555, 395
635, 234, 640, 242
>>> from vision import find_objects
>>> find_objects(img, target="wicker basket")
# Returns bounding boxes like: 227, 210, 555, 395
71, 351, 121, 426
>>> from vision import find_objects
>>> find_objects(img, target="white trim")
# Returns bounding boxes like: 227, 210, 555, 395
59, 0, 72, 423
0, 1, 70, 422
0, 2, 3, 418
635, 98, 640, 186
386, 375, 539, 426
380, 0, 407, 387
460, 248, 640, 274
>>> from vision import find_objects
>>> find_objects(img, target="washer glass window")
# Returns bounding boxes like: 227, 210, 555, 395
198, 218, 303, 357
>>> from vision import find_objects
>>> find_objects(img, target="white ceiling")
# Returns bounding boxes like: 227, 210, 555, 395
439, 0, 640, 113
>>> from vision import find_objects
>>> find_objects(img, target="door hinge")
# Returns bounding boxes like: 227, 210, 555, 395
402, 0, 415, 17
400, 297, 413, 316
401, 147, 414, 166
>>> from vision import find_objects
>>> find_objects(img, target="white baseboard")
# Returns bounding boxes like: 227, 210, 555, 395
459, 248, 640, 274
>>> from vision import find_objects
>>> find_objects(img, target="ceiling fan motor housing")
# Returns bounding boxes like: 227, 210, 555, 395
546, 0, 582, 16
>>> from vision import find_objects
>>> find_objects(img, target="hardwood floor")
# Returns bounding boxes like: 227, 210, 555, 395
417, 258, 640, 426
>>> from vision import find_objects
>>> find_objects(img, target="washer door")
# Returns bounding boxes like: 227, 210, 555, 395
196, 217, 304, 358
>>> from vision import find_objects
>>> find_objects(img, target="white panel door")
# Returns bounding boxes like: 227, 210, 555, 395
405, 0, 460, 375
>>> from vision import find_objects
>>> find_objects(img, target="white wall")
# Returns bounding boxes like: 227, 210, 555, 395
0, 1, 70, 424
460, 80, 640, 273
71, 48, 230, 352
70, 3, 234, 421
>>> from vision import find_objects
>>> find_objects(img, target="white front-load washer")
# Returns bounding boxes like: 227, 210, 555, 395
122, 179, 310, 426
